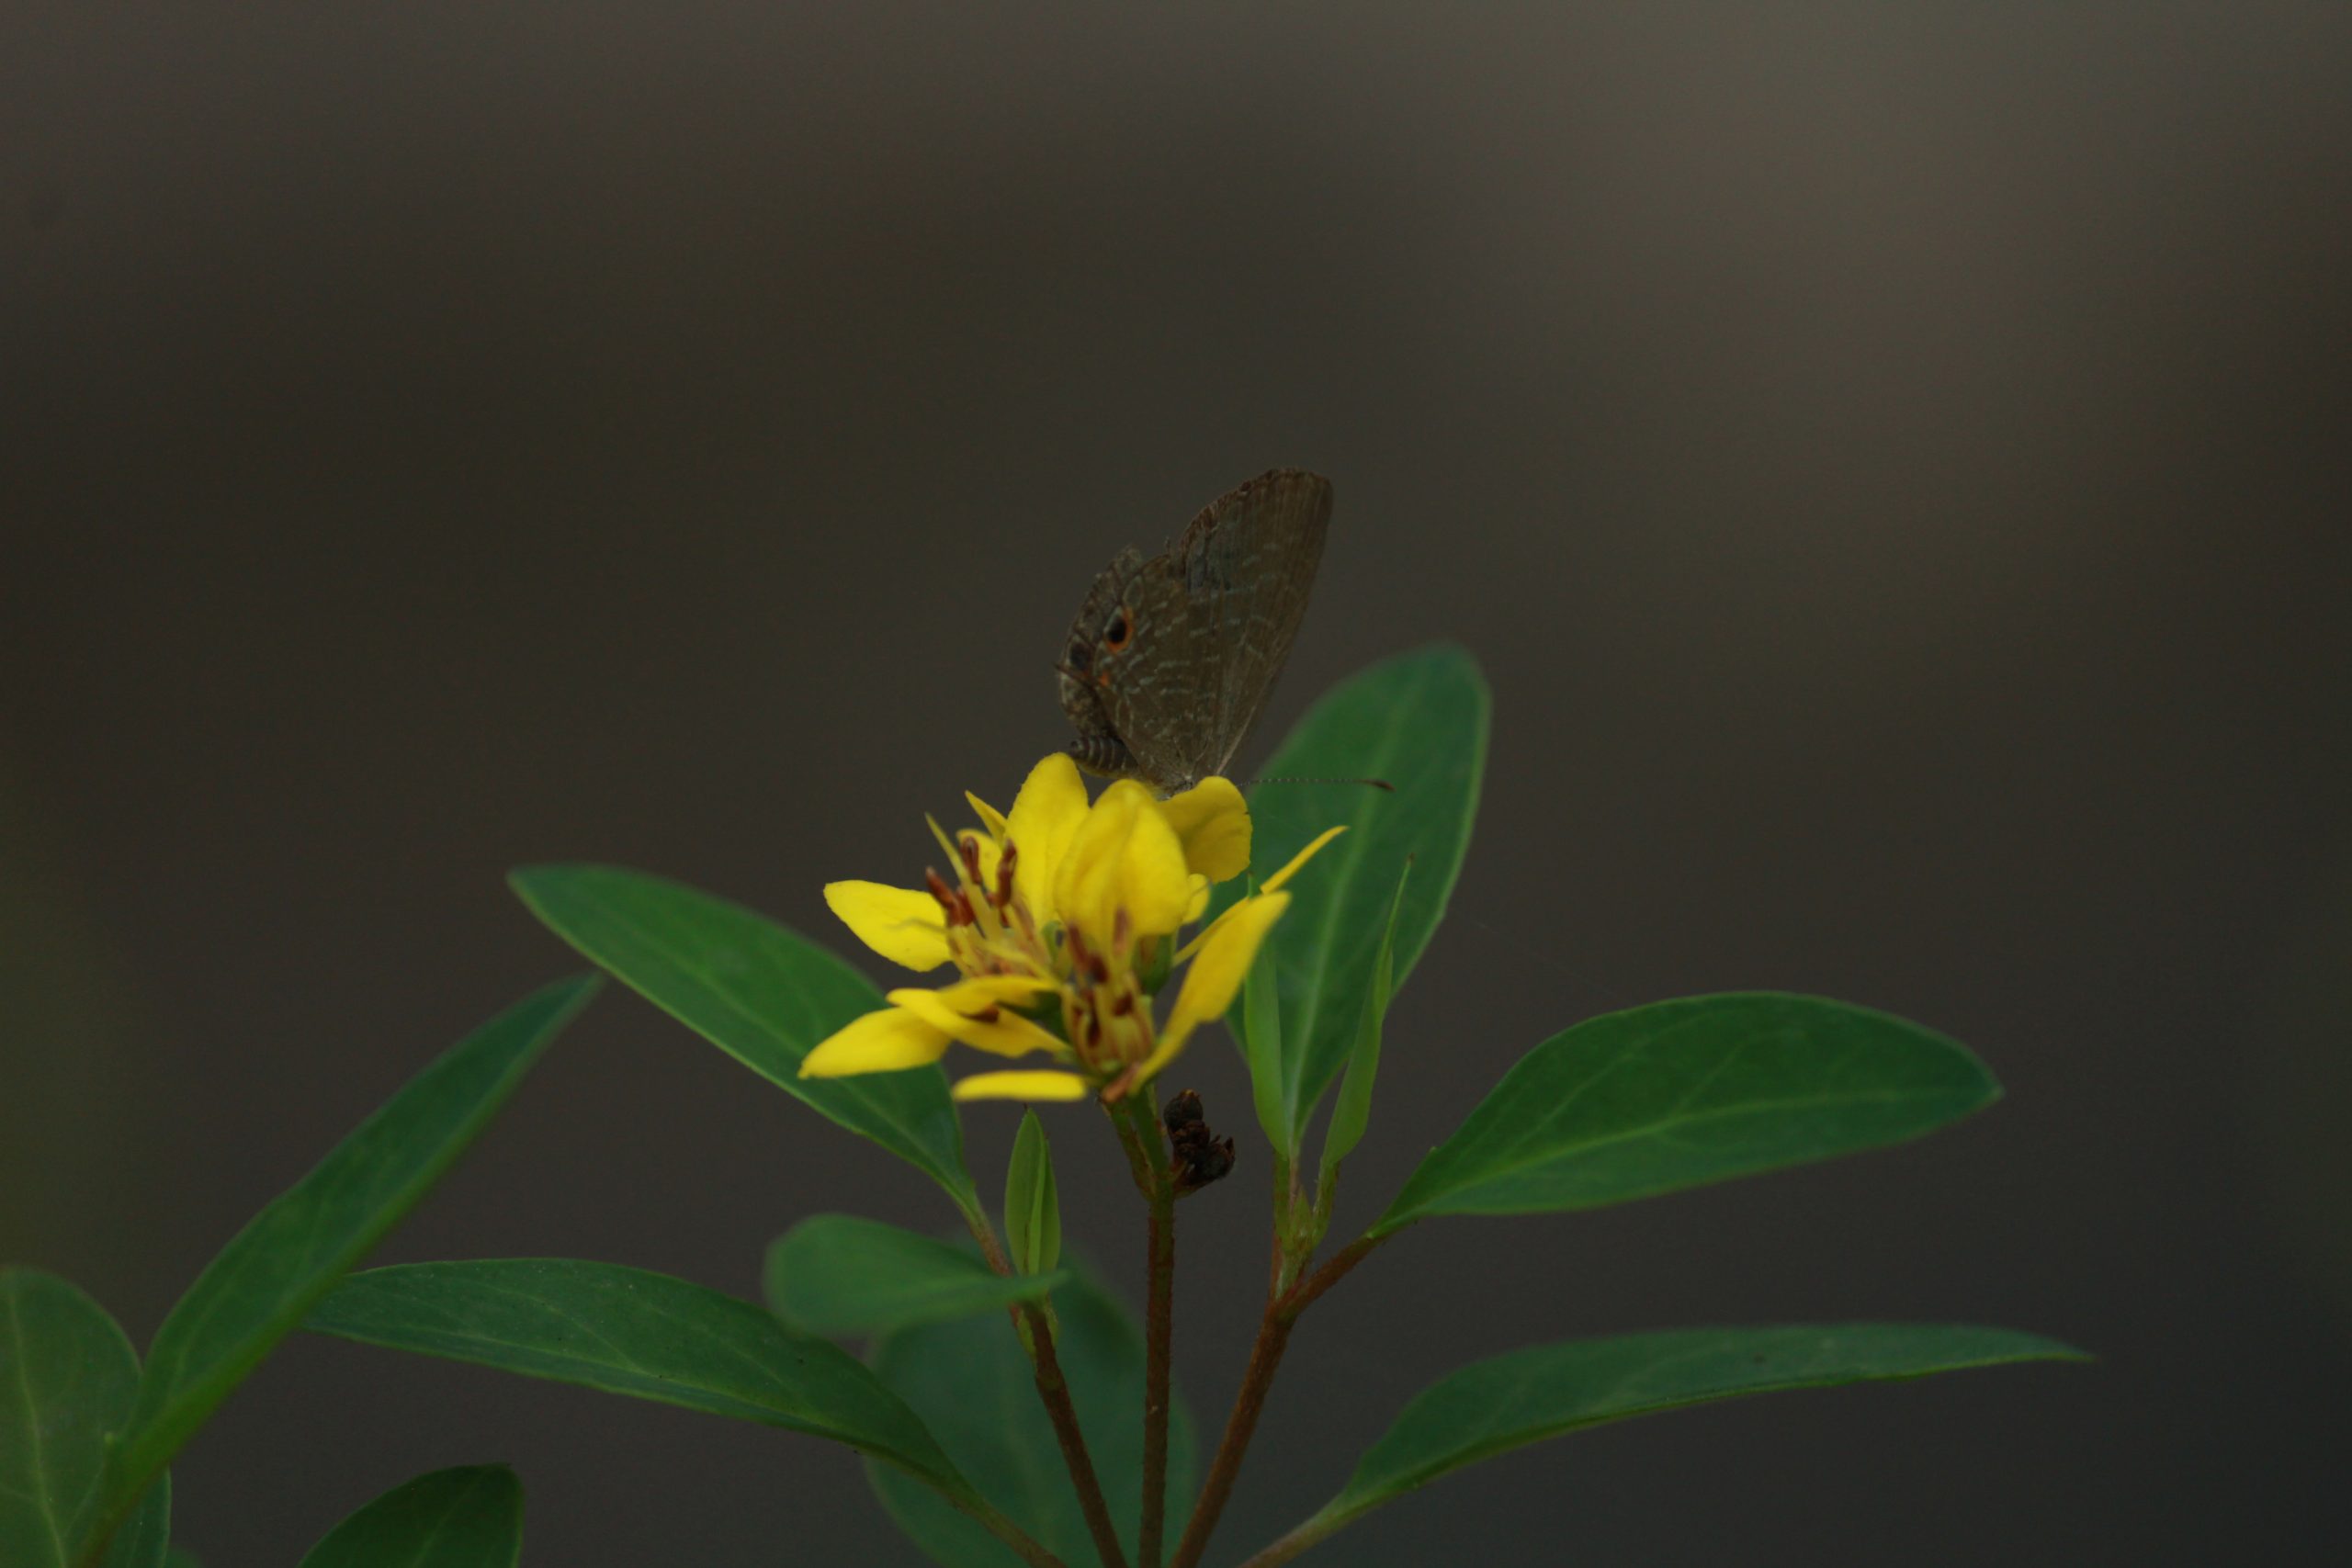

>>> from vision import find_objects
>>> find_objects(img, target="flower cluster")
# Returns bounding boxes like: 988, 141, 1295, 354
800, 754, 1339, 1102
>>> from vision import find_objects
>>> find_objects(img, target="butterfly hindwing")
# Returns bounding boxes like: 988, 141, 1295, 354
1058, 470, 1330, 794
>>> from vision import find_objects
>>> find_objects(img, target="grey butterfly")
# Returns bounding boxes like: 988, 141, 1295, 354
1057, 468, 1331, 795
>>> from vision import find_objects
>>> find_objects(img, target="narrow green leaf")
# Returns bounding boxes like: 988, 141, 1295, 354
110, 977, 596, 1515
866, 1268, 1194, 1567
1219, 644, 1487, 1149
765, 1215, 1062, 1337
297, 1466, 523, 1568
1299, 1324, 2087, 1541
307, 1259, 968, 1499
1239, 936, 1290, 1159
1376, 993, 1999, 1235
511, 864, 974, 1206
0, 1269, 139, 1568
1003, 1113, 1061, 1277
98, 1476, 168, 1568
1319, 860, 1410, 1177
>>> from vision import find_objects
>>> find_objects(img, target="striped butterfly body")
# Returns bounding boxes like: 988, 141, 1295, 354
1058, 468, 1332, 795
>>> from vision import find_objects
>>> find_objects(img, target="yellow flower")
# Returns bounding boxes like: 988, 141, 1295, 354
800, 754, 1341, 1103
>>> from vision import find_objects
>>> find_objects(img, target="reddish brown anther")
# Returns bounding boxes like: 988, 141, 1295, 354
957, 832, 986, 891
994, 838, 1019, 909
924, 867, 975, 926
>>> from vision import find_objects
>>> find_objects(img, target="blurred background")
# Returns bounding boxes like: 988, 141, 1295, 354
6, 4, 2348, 1562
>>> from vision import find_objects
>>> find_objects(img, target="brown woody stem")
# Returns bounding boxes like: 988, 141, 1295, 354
968, 1207, 1133, 1568
1228, 1514, 1342, 1568
1110, 1097, 1178, 1568
1166, 1233, 1388, 1568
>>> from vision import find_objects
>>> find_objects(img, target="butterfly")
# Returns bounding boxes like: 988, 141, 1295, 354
1057, 468, 1331, 795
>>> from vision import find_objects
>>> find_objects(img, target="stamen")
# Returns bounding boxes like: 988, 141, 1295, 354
924, 868, 975, 927
957, 832, 984, 889
994, 838, 1019, 910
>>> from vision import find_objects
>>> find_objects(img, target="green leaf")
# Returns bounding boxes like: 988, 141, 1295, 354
307, 1259, 968, 1500
0, 1269, 140, 1568
1239, 934, 1290, 1159
297, 1466, 523, 1568
161, 1551, 201, 1568
1319, 860, 1410, 1177
1375, 993, 1999, 1235
866, 1267, 1194, 1567
98, 1477, 168, 1568
107, 976, 596, 1520
1003, 1113, 1061, 1277
1226, 644, 1487, 1150
1298, 1324, 2088, 1543
511, 864, 974, 1207
765, 1216, 1062, 1337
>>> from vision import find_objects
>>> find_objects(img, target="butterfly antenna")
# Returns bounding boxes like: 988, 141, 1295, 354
1249, 775, 1395, 792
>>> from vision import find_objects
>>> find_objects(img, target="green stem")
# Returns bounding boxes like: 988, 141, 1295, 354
960, 1493, 1077, 1568
967, 1206, 1132, 1568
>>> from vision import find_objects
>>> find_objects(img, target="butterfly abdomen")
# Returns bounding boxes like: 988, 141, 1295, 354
1069, 731, 1140, 781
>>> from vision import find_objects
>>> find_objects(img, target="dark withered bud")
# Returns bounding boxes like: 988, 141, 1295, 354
1163, 1089, 1236, 1196
1163, 1089, 1206, 1135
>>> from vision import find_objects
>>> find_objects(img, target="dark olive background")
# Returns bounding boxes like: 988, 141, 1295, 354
6, 6, 2348, 1564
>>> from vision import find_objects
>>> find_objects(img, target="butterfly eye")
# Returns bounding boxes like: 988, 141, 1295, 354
1103, 611, 1132, 651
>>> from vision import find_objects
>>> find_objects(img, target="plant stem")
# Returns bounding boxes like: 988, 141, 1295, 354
964, 1495, 1078, 1568
1167, 1297, 1293, 1568
1228, 1515, 1341, 1568
1166, 1233, 1388, 1568
1140, 1127, 1177, 1568
967, 1205, 1133, 1568
1026, 1297, 1134, 1568
1108, 1096, 1178, 1568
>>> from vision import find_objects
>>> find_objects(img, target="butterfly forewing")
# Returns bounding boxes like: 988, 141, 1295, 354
1060, 469, 1331, 794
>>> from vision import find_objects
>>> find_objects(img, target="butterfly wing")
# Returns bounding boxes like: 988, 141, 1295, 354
1059, 546, 1144, 777
1062, 470, 1331, 794
1166, 468, 1331, 785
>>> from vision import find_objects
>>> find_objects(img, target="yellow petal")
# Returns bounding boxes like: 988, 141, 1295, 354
1261, 825, 1347, 894
1166, 822, 1346, 963
1055, 780, 1191, 942
965, 792, 1011, 842
1006, 754, 1090, 922
1051, 780, 1134, 934
823, 881, 951, 971
799, 1007, 953, 1077
1153, 891, 1291, 1070
1115, 798, 1193, 932
927, 974, 1058, 1006
888, 980, 1066, 1059
1159, 776, 1251, 884
1183, 872, 1211, 925
952, 1070, 1092, 1102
